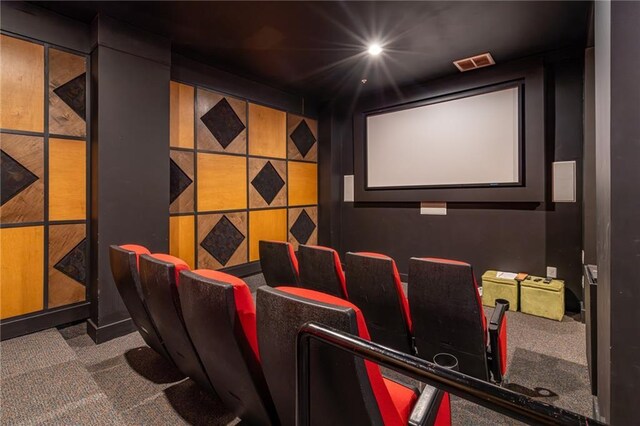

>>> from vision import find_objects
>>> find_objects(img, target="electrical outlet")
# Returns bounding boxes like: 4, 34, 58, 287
546, 266, 557, 279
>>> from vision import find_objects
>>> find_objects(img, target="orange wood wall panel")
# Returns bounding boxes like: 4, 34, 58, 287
249, 209, 287, 261
197, 153, 247, 211
170, 81, 195, 149
0, 226, 44, 319
0, 35, 44, 133
169, 215, 195, 268
248, 103, 286, 158
288, 161, 318, 206
49, 138, 86, 221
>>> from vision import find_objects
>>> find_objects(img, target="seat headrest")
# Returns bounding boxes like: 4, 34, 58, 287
417, 257, 470, 267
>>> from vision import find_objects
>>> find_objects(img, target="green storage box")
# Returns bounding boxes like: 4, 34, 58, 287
481, 271, 519, 311
520, 276, 565, 321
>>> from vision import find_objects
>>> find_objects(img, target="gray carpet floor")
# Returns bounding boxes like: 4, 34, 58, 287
1, 274, 592, 425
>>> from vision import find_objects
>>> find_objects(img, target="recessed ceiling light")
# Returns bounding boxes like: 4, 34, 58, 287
368, 43, 382, 56
361, 78, 368, 84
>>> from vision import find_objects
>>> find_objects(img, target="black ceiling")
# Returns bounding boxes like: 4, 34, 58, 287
34, 1, 591, 101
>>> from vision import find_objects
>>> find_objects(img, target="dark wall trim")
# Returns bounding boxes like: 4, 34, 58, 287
353, 57, 545, 203
1, 303, 90, 341
86, 317, 135, 344
172, 53, 317, 118
220, 260, 262, 278
90, 14, 170, 66
0, 2, 91, 53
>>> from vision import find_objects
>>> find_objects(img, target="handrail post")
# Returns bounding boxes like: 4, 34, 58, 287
296, 331, 311, 426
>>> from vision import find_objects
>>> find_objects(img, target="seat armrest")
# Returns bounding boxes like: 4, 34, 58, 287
408, 385, 445, 426
488, 299, 509, 383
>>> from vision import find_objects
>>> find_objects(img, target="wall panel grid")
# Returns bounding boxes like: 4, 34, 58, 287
169, 81, 318, 270
0, 34, 89, 321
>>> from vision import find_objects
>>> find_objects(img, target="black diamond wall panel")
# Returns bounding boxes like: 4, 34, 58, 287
53, 238, 87, 285
53, 73, 86, 120
1, 150, 39, 206
200, 216, 246, 266
200, 98, 246, 149
251, 161, 285, 205
170, 158, 193, 204
290, 209, 316, 245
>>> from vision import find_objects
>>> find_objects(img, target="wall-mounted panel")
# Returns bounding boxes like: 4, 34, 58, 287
170, 150, 194, 214
169, 80, 318, 270
0, 133, 44, 224
170, 81, 194, 149
0, 226, 44, 319
249, 158, 287, 209
288, 114, 318, 162
249, 209, 287, 261
49, 138, 86, 221
49, 48, 86, 137
198, 212, 247, 269
48, 223, 86, 308
169, 215, 195, 268
248, 103, 286, 158
0, 35, 44, 133
197, 88, 247, 154
288, 161, 318, 206
0, 34, 89, 327
197, 153, 247, 212
288, 206, 318, 250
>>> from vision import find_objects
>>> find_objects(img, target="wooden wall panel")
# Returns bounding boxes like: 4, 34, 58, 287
198, 212, 247, 269
0, 133, 44, 223
288, 206, 318, 250
48, 224, 86, 308
248, 103, 286, 158
170, 81, 194, 149
249, 158, 287, 208
249, 208, 287, 261
169, 215, 195, 268
288, 161, 318, 206
49, 138, 86, 221
49, 48, 86, 137
288, 114, 318, 162
197, 88, 246, 154
197, 153, 247, 212
0, 226, 44, 319
170, 150, 194, 213
0, 35, 44, 133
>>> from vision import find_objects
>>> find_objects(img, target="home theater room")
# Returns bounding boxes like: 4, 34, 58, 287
1, 1, 638, 425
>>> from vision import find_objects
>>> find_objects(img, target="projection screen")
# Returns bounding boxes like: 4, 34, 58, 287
366, 85, 521, 189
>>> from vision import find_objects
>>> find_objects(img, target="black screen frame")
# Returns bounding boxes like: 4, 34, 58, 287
363, 81, 525, 191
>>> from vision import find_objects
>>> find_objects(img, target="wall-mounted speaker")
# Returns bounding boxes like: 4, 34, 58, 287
552, 161, 576, 202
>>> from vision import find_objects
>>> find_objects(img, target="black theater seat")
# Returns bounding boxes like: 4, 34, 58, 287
178, 269, 279, 425
257, 286, 451, 426
345, 252, 413, 354
297, 244, 348, 298
109, 244, 172, 362
409, 257, 509, 383
138, 253, 215, 393
259, 240, 300, 287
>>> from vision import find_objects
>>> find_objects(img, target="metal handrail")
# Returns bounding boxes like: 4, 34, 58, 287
296, 322, 605, 426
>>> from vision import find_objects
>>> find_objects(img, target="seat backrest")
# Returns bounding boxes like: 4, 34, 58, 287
257, 286, 408, 426
297, 244, 347, 298
345, 252, 413, 354
408, 257, 489, 380
109, 244, 170, 361
259, 240, 300, 287
138, 253, 214, 392
178, 269, 278, 425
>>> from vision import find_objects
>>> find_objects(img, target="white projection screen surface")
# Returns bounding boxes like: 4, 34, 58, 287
366, 86, 520, 188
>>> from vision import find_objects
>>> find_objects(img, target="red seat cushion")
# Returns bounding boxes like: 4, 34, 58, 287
192, 269, 259, 361
277, 286, 416, 426
355, 252, 412, 332
383, 378, 418, 425
120, 244, 150, 269
498, 315, 508, 376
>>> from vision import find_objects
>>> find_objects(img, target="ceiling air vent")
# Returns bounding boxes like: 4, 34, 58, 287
453, 53, 495, 72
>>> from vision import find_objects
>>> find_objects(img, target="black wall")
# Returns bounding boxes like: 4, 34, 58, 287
321, 51, 585, 312
88, 15, 171, 342
595, 2, 640, 424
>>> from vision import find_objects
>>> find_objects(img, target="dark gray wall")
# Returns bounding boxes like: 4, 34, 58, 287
321, 52, 585, 312
88, 16, 171, 342
595, 2, 640, 424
